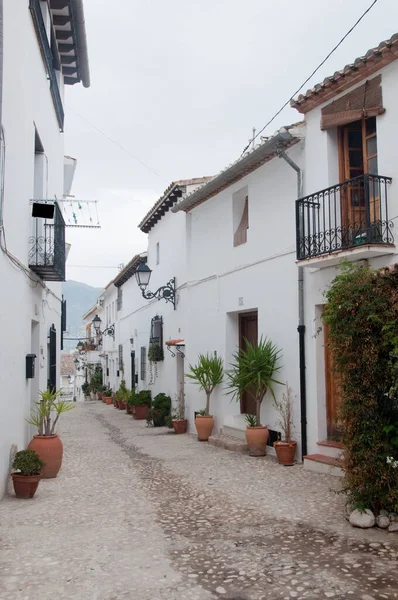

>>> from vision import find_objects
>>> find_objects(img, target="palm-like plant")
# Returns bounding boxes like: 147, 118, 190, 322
27, 389, 74, 436
186, 353, 224, 415
226, 336, 282, 426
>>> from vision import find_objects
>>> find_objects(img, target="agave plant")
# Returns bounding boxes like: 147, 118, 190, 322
186, 353, 224, 415
27, 388, 74, 436
226, 336, 282, 426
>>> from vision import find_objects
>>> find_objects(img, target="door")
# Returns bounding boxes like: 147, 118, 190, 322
324, 321, 341, 440
338, 117, 379, 241
131, 351, 135, 389
239, 311, 258, 415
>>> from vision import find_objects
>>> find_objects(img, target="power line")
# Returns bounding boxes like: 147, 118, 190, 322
241, 0, 380, 156
66, 105, 168, 183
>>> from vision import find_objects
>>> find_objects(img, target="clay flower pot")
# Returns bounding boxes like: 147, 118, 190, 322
98, 392, 104, 402
28, 435, 63, 478
195, 415, 214, 441
104, 396, 113, 405
134, 404, 149, 420
172, 419, 188, 434
11, 473, 41, 499
245, 426, 269, 456
274, 441, 297, 466
118, 401, 126, 410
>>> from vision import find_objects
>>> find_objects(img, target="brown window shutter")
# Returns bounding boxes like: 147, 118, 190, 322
321, 75, 384, 130
234, 197, 249, 247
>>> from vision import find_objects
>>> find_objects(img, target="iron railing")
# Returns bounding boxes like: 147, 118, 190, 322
296, 174, 393, 260
29, 0, 64, 130
29, 203, 66, 281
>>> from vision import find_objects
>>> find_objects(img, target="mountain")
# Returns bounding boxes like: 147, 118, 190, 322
62, 280, 102, 352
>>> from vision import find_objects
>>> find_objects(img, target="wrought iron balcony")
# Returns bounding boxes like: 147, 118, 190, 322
29, 0, 64, 131
29, 203, 66, 281
296, 174, 393, 261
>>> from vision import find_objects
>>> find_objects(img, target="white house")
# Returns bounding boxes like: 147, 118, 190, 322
0, 0, 90, 498
290, 32, 398, 472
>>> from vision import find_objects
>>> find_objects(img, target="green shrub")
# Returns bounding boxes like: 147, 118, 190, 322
103, 387, 113, 396
12, 449, 44, 476
132, 390, 152, 406
148, 344, 164, 362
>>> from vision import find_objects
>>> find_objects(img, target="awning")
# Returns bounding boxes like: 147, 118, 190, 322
165, 339, 185, 346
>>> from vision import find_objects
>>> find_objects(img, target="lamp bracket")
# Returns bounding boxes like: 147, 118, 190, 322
141, 278, 176, 309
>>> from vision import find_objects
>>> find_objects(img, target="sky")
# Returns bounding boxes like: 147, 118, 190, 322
64, 0, 398, 288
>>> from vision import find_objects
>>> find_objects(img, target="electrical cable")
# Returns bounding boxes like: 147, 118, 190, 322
240, 0, 380, 156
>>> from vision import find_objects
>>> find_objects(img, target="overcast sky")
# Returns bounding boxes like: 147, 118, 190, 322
64, 0, 398, 288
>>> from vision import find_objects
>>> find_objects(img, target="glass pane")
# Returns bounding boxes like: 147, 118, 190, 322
349, 150, 363, 168
348, 130, 362, 148
368, 155, 378, 174
366, 117, 376, 136
367, 136, 377, 157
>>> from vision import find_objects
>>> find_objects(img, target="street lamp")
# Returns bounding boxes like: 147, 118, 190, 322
92, 315, 115, 339
135, 261, 176, 309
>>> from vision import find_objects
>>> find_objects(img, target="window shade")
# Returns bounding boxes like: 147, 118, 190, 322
234, 197, 249, 247
321, 75, 384, 130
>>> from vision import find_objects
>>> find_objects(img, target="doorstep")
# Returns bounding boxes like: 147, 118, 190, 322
208, 433, 248, 453
317, 440, 343, 459
303, 453, 343, 477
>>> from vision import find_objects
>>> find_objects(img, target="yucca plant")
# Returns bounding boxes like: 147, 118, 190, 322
27, 389, 74, 436
226, 337, 282, 426
186, 353, 224, 415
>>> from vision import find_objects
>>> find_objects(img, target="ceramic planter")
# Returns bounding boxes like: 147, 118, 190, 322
195, 415, 214, 441
172, 419, 188, 434
28, 435, 63, 478
104, 396, 113, 405
245, 426, 269, 456
118, 401, 126, 410
274, 441, 297, 465
11, 473, 41, 499
134, 404, 149, 420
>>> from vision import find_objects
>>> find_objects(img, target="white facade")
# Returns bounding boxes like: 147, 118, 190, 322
0, 1, 89, 497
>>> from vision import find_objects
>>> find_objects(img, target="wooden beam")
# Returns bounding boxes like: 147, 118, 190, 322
61, 55, 76, 65
62, 66, 78, 76
64, 76, 79, 85
56, 30, 73, 41
53, 15, 71, 26
58, 43, 75, 54
50, 0, 69, 9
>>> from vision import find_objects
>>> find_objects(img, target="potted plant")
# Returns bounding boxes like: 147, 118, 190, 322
273, 384, 297, 465
171, 389, 188, 434
148, 344, 164, 362
27, 388, 74, 478
132, 390, 151, 420
226, 337, 282, 456
11, 449, 45, 499
103, 387, 113, 405
151, 393, 171, 427
81, 381, 90, 399
187, 353, 223, 441
115, 380, 129, 410
126, 388, 136, 415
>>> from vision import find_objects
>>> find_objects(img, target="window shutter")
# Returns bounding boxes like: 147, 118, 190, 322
150, 316, 163, 346
321, 75, 384, 130
117, 287, 123, 311
118, 344, 123, 372
234, 197, 249, 247
48, 324, 57, 392
140, 346, 146, 381
61, 297, 66, 350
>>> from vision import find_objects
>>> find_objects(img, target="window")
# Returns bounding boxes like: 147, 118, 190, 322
233, 187, 249, 247
156, 242, 160, 265
150, 316, 163, 346
118, 344, 124, 373
117, 287, 123, 311
140, 346, 146, 381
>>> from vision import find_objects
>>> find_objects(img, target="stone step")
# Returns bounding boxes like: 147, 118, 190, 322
208, 433, 248, 453
317, 440, 343, 459
222, 425, 246, 441
303, 453, 343, 477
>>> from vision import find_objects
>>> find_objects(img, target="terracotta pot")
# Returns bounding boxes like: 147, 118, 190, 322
118, 401, 126, 410
195, 415, 214, 441
172, 419, 188, 434
274, 441, 297, 466
11, 473, 41, 499
104, 396, 113, 405
126, 404, 132, 414
28, 435, 63, 478
134, 404, 149, 420
245, 426, 269, 456
98, 392, 103, 401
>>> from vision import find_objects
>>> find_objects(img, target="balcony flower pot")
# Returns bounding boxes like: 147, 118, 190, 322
274, 441, 297, 465
28, 435, 63, 478
195, 415, 214, 441
135, 404, 149, 420
245, 426, 269, 457
172, 419, 188, 434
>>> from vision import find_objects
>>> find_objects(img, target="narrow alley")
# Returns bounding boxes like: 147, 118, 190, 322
1, 403, 398, 600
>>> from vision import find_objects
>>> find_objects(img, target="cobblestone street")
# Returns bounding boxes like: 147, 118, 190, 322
1, 402, 398, 600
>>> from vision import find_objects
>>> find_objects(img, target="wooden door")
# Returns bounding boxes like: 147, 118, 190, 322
324, 321, 341, 441
239, 312, 258, 415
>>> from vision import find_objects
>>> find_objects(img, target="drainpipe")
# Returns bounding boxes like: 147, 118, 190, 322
278, 150, 307, 458
71, 0, 90, 88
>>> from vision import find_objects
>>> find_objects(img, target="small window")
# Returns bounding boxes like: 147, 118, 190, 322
118, 344, 124, 373
140, 346, 147, 381
117, 287, 123, 311
156, 242, 160, 265
150, 316, 163, 346
233, 189, 249, 247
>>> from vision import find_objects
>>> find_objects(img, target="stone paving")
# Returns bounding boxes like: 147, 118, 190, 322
1, 402, 398, 600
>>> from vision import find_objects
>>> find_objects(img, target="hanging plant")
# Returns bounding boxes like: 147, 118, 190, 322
148, 343, 164, 363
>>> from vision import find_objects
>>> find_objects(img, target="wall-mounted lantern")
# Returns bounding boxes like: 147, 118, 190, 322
92, 315, 115, 339
135, 262, 176, 309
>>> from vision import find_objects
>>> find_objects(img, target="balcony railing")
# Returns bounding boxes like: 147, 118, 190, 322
29, 0, 64, 131
296, 174, 393, 261
29, 203, 66, 281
